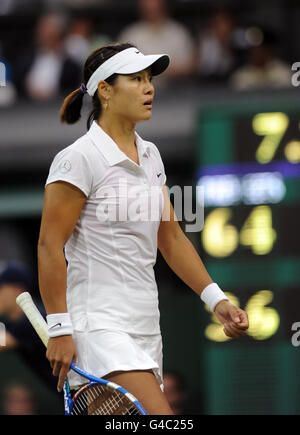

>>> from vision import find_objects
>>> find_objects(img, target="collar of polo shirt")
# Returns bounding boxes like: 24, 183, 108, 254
86, 47, 170, 97
88, 121, 150, 166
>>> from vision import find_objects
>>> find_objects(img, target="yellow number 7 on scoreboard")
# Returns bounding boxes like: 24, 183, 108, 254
252, 112, 289, 164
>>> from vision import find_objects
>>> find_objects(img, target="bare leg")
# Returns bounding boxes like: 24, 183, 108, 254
104, 369, 173, 415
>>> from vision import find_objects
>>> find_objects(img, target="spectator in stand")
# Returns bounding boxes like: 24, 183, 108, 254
1, 382, 37, 415
118, 0, 195, 85
13, 13, 81, 101
164, 370, 203, 414
0, 42, 16, 106
0, 261, 59, 395
196, 10, 237, 83
164, 371, 188, 414
64, 16, 94, 66
64, 15, 112, 67
230, 28, 292, 90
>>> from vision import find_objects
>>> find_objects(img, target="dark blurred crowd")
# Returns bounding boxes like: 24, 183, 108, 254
0, 0, 293, 107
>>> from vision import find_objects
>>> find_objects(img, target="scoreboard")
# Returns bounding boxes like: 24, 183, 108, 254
196, 97, 300, 415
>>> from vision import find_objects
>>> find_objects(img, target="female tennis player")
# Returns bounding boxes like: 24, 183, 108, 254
38, 42, 249, 415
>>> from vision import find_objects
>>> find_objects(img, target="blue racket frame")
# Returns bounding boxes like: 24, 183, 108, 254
63, 362, 148, 415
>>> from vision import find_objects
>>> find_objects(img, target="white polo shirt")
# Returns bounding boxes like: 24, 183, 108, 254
45, 121, 166, 335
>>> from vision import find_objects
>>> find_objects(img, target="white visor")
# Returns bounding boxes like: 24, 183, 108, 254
86, 47, 170, 96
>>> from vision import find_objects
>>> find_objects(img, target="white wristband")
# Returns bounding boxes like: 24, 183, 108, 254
200, 283, 229, 312
47, 313, 73, 338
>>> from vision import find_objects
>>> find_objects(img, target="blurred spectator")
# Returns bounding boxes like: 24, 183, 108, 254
118, 0, 195, 84
13, 13, 81, 101
0, 0, 15, 16
0, 261, 58, 393
64, 16, 94, 65
196, 10, 237, 82
164, 370, 202, 414
230, 28, 292, 90
1, 382, 37, 415
0, 42, 16, 106
64, 15, 111, 66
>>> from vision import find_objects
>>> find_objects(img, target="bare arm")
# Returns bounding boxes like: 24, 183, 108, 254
158, 186, 248, 338
38, 181, 86, 313
38, 181, 86, 391
158, 185, 213, 295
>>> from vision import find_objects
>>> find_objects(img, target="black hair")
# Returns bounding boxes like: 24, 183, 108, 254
60, 42, 135, 130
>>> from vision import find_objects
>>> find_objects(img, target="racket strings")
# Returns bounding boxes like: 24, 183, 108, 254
71, 384, 140, 415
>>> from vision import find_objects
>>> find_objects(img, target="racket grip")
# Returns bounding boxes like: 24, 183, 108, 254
16, 292, 49, 347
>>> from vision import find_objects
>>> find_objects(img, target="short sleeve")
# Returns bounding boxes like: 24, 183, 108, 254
45, 147, 93, 197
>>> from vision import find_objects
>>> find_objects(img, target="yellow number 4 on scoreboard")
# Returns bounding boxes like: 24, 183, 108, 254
202, 206, 276, 257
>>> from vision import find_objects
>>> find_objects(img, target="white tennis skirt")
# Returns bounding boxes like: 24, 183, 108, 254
68, 329, 164, 391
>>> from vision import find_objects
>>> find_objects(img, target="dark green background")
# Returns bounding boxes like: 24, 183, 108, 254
194, 97, 300, 414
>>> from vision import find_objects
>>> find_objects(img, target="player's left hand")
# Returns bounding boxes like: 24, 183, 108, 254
214, 300, 249, 339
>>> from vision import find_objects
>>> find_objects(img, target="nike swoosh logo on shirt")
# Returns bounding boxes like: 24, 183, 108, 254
157, 173, 162, 177
49, 322, 62, 329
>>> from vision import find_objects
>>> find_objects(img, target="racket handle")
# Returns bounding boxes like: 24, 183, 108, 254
16, 292, 49, 347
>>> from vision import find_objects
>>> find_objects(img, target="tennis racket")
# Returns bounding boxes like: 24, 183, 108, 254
16, 292, 148, 415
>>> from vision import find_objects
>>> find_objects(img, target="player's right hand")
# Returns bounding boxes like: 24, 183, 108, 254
46, 335, 77, 392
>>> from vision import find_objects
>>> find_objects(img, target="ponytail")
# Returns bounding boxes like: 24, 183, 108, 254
60, 42, 135, 128
60, 87, 84, 124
